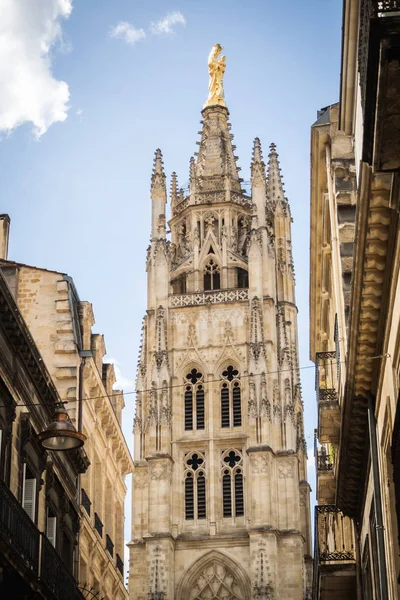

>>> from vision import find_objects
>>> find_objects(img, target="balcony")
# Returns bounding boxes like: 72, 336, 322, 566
316, 443, 335, 505
358, 0, 400, 170
81, 488, 91, 517
116, 553, 124, 577
41, 535, 84, 600
106, 534, 114, 558
316, 352, 341, 444
313, 505, 356, 600
0, 479, 84, 600
0, 478, 40, 573
170, 287, 248, 308
94, 512, 103, 538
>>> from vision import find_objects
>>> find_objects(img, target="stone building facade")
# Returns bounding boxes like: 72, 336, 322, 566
310, 2, 400, 598
0, 218, 133, 600
0, 265, 88, 600
128, 82, 312, 598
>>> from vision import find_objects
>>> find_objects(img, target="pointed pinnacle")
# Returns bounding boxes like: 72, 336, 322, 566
252, 137, 264, 164
266, 142, 287, 210
170, 172, 178, 205
251, 137, 266, 185
151, 148, 166, 197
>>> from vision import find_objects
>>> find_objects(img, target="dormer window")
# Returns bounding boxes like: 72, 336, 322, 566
204, 259, 220, 291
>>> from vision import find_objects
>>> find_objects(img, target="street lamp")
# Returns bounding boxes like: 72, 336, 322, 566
38, 402, 86, 451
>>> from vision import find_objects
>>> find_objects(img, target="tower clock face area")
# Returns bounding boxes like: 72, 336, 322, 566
130, 45, 311, 600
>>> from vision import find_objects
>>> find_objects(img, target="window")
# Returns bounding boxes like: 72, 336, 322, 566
22, 463, 37, 523
204, 259, 220, 291
220, 366, 241, 428
184, 452, 207, 520
221, 449, 244, 518
172, 274, 187, 294
184, 369, 205, 431
46, 508, 57, 547
237, 268, 248, 289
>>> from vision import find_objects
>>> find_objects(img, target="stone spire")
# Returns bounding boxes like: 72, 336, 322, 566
170, 171, 178, 208
190, 106, 243, 204
251, 138, 267, 227
151, 149, 167, 239
266, 143, 289, 215
251, 137, 266, 184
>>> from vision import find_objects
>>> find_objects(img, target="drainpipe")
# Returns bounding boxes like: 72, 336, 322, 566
367, 393, 389, 600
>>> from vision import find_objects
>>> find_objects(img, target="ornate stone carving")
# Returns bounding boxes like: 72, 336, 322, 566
133, 468, 148, 490
191, 562, 244, 600
252, 541, 274, 600
278, 463, 293, 479
170, 288, 248, 308
248, 377, 258, 420
249, 296, 265, 364
251, 454, 268, 474
148, 545, 167, 597
150, 460, 172, 481
260, 373, 271, 421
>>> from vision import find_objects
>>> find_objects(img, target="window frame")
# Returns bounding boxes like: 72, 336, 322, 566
220, 366, 242, 429
184, 451, 207, 521
184, 369, 205, 432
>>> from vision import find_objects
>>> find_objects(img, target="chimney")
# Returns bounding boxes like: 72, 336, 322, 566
0, 215, 10, 260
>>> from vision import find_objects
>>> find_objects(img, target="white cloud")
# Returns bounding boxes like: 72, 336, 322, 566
109, 21, 146, 46
0, 0, 73, 138
105, 357, 135, 392
150, 11, 186, 35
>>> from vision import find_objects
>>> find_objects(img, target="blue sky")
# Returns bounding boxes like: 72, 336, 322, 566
1, 0, 342, 556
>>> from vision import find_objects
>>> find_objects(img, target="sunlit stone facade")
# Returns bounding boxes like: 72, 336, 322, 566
128, 91, 312, 599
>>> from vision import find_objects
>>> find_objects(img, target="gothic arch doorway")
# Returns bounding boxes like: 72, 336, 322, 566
176, 550, 251, 600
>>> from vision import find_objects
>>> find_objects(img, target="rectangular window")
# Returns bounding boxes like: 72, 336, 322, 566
223, 473, 232, 517
185, 476, 194, 520
232, 386, 242, 427
196, 388, 205, 430
221, 387, 230, 428
197, 474, 206, 519
184, 389, 193, 431
235, 473, 244, 516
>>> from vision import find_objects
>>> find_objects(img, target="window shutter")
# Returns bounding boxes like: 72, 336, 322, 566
47, 516, 57, 547
197, 473, 206, 519
222, 473, 232, 517
221, 386, 230, 428
22, 465, 36, 522
196, 387, 205, 430
234, 472, 244, 517
184, 388, 193, 431
185, 475, 194, 520
232, 384, 242, 427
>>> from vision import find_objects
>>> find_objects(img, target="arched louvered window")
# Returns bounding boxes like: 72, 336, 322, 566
221, 449, 244, 518
204, 259, 220, 291
184, 369, 204, 431
184, 452, 207, 521
220, 366, 241, 428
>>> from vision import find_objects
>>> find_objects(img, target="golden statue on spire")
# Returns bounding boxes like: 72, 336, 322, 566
204, 44, 226, 108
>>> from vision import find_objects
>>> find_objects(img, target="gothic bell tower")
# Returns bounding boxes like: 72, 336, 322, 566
128, 45, 312, 600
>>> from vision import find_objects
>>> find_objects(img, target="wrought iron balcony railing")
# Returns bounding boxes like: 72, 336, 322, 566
116, 553, 124, 577
0, 477, 40, 572
41, 534, 85, 600
0, 479, 84, 600
317, 451, 334, 472
106, 534, 114, 558
316, 351, 339, 404
315, 505, 356, 562
94, 512, 103, 538
81, 488, 91, 517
